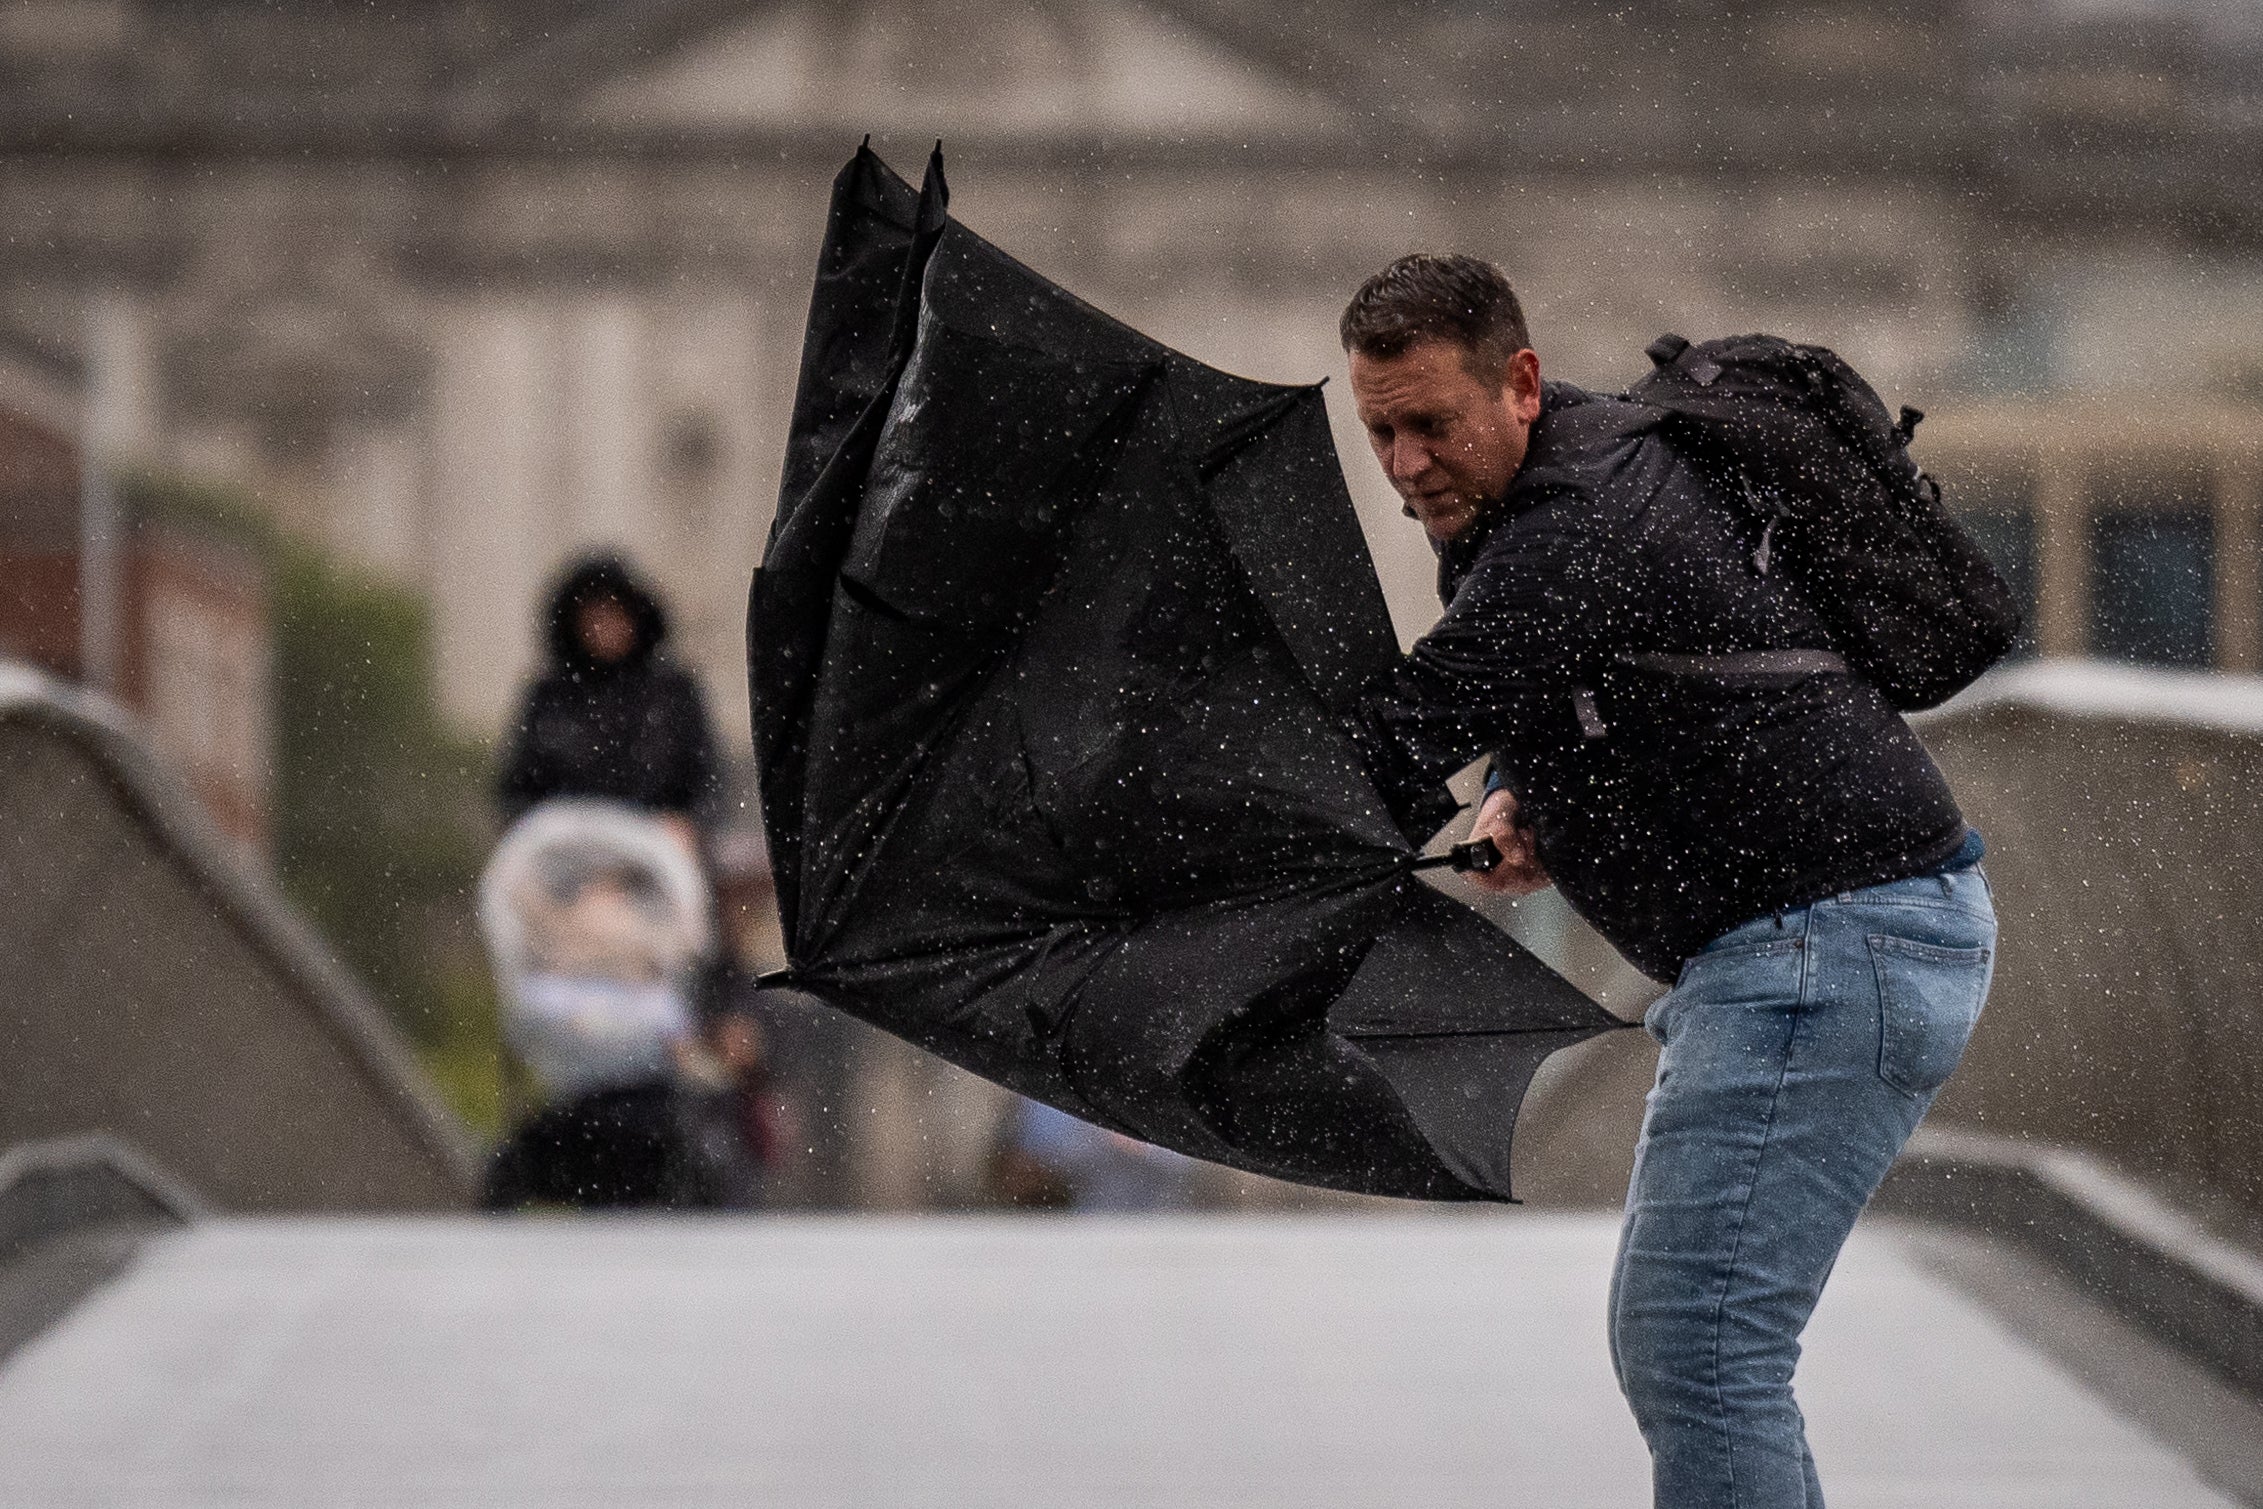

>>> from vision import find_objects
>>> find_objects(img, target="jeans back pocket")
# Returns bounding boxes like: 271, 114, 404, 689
1867, 933, 1992, 1099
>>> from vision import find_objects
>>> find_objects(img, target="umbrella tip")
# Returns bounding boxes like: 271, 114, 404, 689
920, 141, 950, 212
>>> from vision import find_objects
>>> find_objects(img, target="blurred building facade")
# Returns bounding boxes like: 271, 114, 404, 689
3, 0, 2260, 748
0, 335, 271, 849
1927, 397, 2261, 669
0, 340, 82, 677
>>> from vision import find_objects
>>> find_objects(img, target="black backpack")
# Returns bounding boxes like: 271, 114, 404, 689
1628, 332, 2022, 711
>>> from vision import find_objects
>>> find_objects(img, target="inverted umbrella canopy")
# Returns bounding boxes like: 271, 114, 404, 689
749, 145, 1624, 1201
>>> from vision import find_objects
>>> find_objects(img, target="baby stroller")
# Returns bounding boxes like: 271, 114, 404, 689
478, 799, 737, 1209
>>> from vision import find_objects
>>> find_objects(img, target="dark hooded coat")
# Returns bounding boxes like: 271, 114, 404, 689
498, 557, 722, 825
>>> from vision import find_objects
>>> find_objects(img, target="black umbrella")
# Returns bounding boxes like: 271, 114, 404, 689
749, 145, 1624, 1202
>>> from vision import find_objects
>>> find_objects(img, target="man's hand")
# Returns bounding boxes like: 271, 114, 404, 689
1466, 786, 1551, 896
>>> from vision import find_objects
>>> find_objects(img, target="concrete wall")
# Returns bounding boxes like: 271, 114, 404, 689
0, 664, 477, 1212
1919, 664, 2263, 1228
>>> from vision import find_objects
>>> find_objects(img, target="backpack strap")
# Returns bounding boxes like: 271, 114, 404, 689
1566, 650, 1849, 741
1734, 473, 1794, 576
1622, 650, 1849, 678
1645, 333, 1691, 367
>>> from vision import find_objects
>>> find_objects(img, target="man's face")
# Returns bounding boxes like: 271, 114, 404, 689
1347, 338, 1543, 543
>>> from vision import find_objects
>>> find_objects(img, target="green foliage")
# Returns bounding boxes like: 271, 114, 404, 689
267, 544, 494, 1035
125, 474, 502, 1131
416, 949, 510, 1140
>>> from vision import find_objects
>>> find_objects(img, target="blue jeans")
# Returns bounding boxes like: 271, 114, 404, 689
1608, 866, 1997, 1508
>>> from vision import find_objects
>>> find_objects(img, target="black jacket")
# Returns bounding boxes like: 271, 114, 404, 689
1346, 383, 1968, 982
498, 558, 722, 824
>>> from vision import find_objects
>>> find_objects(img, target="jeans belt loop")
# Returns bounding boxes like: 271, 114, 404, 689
1837, 889, 1855, 904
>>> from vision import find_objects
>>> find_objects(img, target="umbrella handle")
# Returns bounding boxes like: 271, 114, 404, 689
1410, 838, 1502, 875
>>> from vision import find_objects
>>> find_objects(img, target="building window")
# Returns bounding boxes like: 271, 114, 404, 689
2089, 508, 2214, 667
1954, 482, 2038, 659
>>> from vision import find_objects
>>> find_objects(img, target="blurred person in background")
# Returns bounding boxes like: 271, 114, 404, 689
987, 1096, 1196, 1212
486, 555, 771, 1208
498, 554, 722, 841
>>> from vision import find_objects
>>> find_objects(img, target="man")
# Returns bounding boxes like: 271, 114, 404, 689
1339, 254, 1997, 1508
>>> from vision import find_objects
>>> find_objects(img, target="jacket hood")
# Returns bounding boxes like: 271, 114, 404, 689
545, 555, 670, 673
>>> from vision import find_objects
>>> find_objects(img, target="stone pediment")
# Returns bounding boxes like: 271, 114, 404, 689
580, 0, 1348, 144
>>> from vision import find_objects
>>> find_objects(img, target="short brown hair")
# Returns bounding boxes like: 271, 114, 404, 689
1339, 254, 1532, 380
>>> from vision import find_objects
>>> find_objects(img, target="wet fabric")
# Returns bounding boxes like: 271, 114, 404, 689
747, 145, 1622, 1202
1346, 384, 1970, 984
499, 556, 722, 823
481, 1081, 702, 1210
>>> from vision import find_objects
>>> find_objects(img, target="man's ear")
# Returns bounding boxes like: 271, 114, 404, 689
1504, 348, 1542, 425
